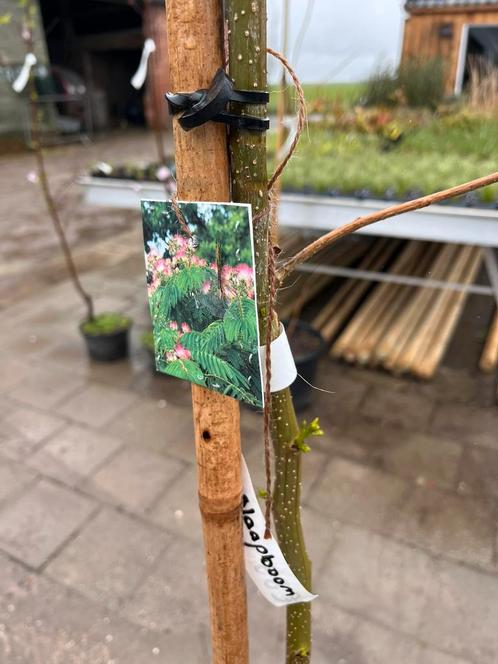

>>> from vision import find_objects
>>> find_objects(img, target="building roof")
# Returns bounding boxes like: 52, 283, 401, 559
406, 0, 498, 8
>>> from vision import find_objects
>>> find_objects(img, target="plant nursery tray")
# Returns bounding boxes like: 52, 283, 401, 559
79, 176, 498, 248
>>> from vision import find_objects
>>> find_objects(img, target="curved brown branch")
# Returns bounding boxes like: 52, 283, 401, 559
277, 172, 498, 282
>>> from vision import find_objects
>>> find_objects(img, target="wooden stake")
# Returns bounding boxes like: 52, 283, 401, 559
414, 248, 482, 379
316, 240, 399, 342
384, 244, 457, 372
332, 242, 420, 360
480, 309, 498, 373
165, 3, 248, 662
374, 243, 439, 367
393, 244, 460, 374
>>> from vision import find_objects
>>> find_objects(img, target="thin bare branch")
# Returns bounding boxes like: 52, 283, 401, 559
277, 172, 498, 282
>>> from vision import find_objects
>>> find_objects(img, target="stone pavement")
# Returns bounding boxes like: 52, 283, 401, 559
0, 132, 498, 663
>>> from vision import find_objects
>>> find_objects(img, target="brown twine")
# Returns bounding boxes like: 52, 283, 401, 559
263, 230, 277, 539
260, 48, 307, 539
171, 192, 194, 238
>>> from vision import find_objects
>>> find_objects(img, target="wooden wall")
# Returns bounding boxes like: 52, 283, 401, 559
401, 7, 498, 94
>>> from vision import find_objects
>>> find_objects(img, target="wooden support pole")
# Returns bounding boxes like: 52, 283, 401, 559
165, 3, 249, 663
480, 309, 498, 373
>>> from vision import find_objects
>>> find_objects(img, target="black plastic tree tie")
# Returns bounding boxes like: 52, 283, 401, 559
165, 68, 269, 132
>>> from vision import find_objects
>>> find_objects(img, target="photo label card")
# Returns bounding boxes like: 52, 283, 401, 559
141, 200, 263, 409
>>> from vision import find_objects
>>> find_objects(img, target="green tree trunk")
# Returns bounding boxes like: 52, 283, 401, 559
226, 2, 312, 662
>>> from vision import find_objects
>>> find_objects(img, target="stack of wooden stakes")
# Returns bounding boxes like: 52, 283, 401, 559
278, 234, 492, 379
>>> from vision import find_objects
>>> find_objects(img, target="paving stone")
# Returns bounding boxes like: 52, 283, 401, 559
430, 403, 498, 450
320, 524, 434, 635
148, 465, 202, 542
0, 550, 26, 595
0, 406, 65, 460
129, 368, 189, 401
312, 598, 361, 663
416, 367, 479, 406
105, 397, 195, 463
0, 479, 95, 568
361, 386, 435, 432
314, 364, 370, 424
86, 445, 185, 513
457, 444, 498, 503
0, 396, 13, 422
0, 561, 206, 664
122, 537, 209, 632
371, 430, 462, 490
57, 383, 138, 428
85, 354, 149, 388
418, 650, 473, 664
316, 423, 371, 462
40, 338, 100, 374
46, 508, 167, 609
352, 620, 422, 664
27, 424, 123, 486
394, 486, 495, 569
247, 590, 284, 663
306, 457, 408, 533
1, 330, 58, 357
10, 364, 85, 410
0, 456, 36, 504
420, 559, 498, 664
0, 355, 31, 393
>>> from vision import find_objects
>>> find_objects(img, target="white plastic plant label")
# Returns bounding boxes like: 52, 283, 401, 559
241, 457, 318, 607
131, 38, 156, 90
12, 53, 37, 93
258, 323, 298, 393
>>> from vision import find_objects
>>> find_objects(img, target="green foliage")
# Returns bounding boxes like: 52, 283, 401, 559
144, 201, 262, 407
291, 418, 324, 453
81, 312, 131, 336
267, 82, 365, 114
141, 201, 253, 265
364, 66, 399, 107
161, 358, 206, 384
157, 266, 214, 318
399, 58, 445, 109
365, 58, 445, 110
223, 298, 257, 349
275, 123, 498, 203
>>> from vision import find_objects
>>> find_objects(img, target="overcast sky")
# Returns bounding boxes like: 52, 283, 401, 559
268, 0, 407, 83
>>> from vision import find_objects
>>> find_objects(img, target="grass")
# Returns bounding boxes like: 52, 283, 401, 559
268, 82, 365, 114
81, 312, 132, 336
271, 114, 498, 203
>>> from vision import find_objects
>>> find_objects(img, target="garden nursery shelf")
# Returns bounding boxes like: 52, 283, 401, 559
78, 175, 498, 300
78, 175, 498, 378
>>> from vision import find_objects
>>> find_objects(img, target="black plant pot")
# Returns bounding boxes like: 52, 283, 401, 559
285, 320, 327, 411
81, 326, 131, 362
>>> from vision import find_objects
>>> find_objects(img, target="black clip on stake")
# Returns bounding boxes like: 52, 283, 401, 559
165, 68, 269, 132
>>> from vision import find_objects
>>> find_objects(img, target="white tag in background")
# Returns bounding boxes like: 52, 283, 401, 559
12, 53, 37, 93
241, 457, 318, 607
258, 323, 298, 394
131, 38, 156, 90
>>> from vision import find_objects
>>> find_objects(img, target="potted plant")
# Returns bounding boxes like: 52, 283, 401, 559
80, 313, 132, 362
9, 4, 133, 363
285, 320, 327, 410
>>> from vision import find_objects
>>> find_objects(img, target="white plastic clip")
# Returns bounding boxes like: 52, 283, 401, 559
131, 38, 156, 90
258, 323, 297, 393
12, 53, 37, 93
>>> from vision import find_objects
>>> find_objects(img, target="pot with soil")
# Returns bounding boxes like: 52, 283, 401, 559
80, 313, 132, 362
285, 319, 328, 410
